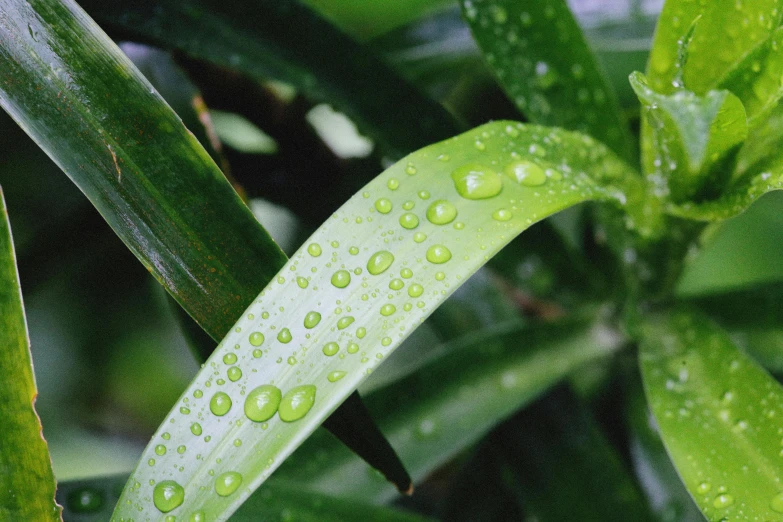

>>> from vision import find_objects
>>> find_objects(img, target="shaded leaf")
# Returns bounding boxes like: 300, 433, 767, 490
460, 0, 634, 160
0, 187, 61, 521
640, 307, 783, 521
112, 120, 644, 520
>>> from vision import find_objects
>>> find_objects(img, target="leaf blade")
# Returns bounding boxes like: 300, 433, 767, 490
0, 187, 61, 522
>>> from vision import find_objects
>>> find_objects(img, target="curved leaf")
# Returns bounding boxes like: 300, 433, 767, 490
77, 0, 462, 159
646, 0, 783, 95
112, 120, 644, 520
460, 0, 634, 161
640, 307, 783, 521
0, 188, 61, 521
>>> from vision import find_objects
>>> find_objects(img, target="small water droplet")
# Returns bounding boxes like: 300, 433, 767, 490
389, 279, 404, 290
249, 332, 265, 346
347, 342, 359, 354
177, 445, 186, 454
331, 270, 351, 288
357, 327, 367, 338
408, 284, 424, 297
375, 198, 392, 214
451, 164, 503, 200
190, 511, 205, 522
387, 178, 399, 190
414, 232, 427, 243
426, 200, 458, 225
426, 245, 452, 264
770, 491, 783, 512
228, 366, 242, 382
210, 392, 232, 416
505, 161, 547, 186
323, 342, 340, 356
223, 353, 237, 365
153, 481, 185, 513
304, 311, 322, 329
405, 163, 417, 175
296, 276, 309, 288
400, 268, 413, 278
190, 422, 202, 436
67, 487, 103, 513
697, 482, 711, 494
277, 328, 292, 343
252, 349, 263, 358
215, 471, 242, 497
399, 213, 419, 229
367, 250, 395, 275
279, 385, 317, 422
713, 493, 735, 509
328, 371, 347, 382
418, 190, 430, 200
492, 209, 513, 221
245, 385, 282, 422
307, 243, 322, 257
155, 444, 167, 456
380, 304, 397, 316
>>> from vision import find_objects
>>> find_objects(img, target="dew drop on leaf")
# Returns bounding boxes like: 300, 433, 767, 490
367, 250, 395, 275
307, 243, 322, 257
450, 164, 503, 199
713, 493, 735, 509
389, 279, 404, 290
277, 328, 292, 343
210, 392, 232, 416
223, 353, 237, 365
248, 332, 264, 346
279, 385, 317, 422
215, 471, 242, 497
227, 366, 242, 382
408, 283, 424, 297
153, 481, 184, 513
399, 212, 419, 229
374, 198, 392, 214
296, 276, 308, 288
155, 445, 166, 456
426, 200, 458, 225
244, 385, 282, 422
380, 304, 397, 316
426, 245, 453, 264
327, 371, 347, 383
331, 269, 351, 288
323, 342, 339, 356
347, 342, 359, 354
504, 161, 547, 186
492, 209, 513, 221
770, 492, 783, 512
190, 423, 202, 436
337, 316, 355, 330
303, 311, 321, 329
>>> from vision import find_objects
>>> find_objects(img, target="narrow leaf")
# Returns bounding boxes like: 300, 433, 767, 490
112, 120, 642, 520
640, 307, 783, 521
77, 0, 462, 159
278, 314, 623, 502
0, 187, 61, 521
646, 0, 783, 95
460, 0, 634, 161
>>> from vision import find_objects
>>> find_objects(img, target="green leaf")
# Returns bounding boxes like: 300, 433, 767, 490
630, 71, 748, 202
78, 0, 462, 159
460, 0, 634, 161
56, 475, 433, 522
646, 0, 783, 95
443, 387, 655, 522
639, 307, 783, 521
0, 187, 61, 522
112, 120, 642, 520
278, 313, 623, 501
0, 0, 287, 342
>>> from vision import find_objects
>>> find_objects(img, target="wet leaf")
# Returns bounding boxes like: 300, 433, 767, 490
640, 307, 783, 521
460, 0, 634, 161
0, 188, 61, 521
112, 119, 645, 520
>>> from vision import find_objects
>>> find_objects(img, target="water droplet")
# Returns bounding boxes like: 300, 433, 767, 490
367, 250, 395, 275
375, 198, 392, 214
287, 356, 297, 365
405, 163, 417, 175
162, 432, 170, 440
180, 406, 191, 414
245, 385, 282, 422
336, 316, 355, 330
210, 392, 232, 416
504, 161, 547, 186
401, 268, 413, 278
349, 246, 359, 255
408, 284, 424, 297
380, 304, 397, 316
713, 493, 735, 509
347, 342, 359, 354
190, 511, 205, 522
323, 342, 340, 356
770, 492, 783, 512
435, 272, 446, 281
357, 327, 367, 338
328, 371, 347, 382
426, 200, 458, 225
492, 209, 513, 221
534, 61, 559, 90
451, 164, 503, 199
67, 487, 103, 513
414, 232, 427, 243
190, 422, 202, 436
697, 482, 711, 494
426, 245, 452, 264
215, 471, 242, 497
331, 270, 351, 288
296, 276, 309, 288
249, 332, 265, 346
177, 445, 186, 454
228, 366, 242, 382
331, 240, 339, 248
399, 213, 419, 229
402, 200, 415, 210
382, 337, 392, 346
155, 444, 167, 456
223, 353, 237, 365
252, 349, 263, 358
418, 190, 430, 200
277, 328, 292, 343
389, 279, 404, 290
307, 243, 322, 257
387, 178, 399, 190
304, 311, 321, 329
153, 481, 185, 513
279, 385, 317, 422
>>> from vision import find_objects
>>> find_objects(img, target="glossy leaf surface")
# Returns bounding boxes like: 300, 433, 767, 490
78, 0, 461, 159
0, 0, 287, 341
460, 0, 634, 161
646, 0, 783, 95
113, 120, 642, 520
278, 314, 623, 501
0, 188, 61, 522
640, 307, 783, 521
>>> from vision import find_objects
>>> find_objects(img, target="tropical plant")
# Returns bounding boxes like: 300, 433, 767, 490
3, 0, 783, 521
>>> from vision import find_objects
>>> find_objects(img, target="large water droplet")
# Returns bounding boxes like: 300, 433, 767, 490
210, 392, 232, 416
771, 492, 783, 513
426, 245, 452, 264
451, 164, 503, 199
67, 487, 103, 513
227, 366, 242, 382
331, 270, 351, 288
367, 250, 395, 275
380, 304, 397, 316
337, 316, 355, 330
277, 328, 292, 343
279, 385, 317, 422
323, 342, 340, 356
215, 471, 242, 497
189, 511, 205, 522
399, 213, 419, 229
296, 276, 309, 288
304, 311, 321, 329
155, 445, 166, 456
245, 385, 282, 422
389, 279, 404, 290
153, 481, 185, 513
249, 332, 265, 346
223, 353, 237, 365
713, 493, 734, 509
190, 422, 202, 436
426, 200, 458, 225
504, 161, 547, 186
307, 243, 322, 257
375, 198, 392, 214
408, 283, 424, 297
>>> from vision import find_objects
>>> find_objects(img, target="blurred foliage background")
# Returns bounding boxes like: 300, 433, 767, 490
3, 0, 783, 508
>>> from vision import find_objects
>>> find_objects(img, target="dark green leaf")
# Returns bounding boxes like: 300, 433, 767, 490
461, 0, 634, 161
640, 307, 783, 521
78, 0, 462, 159
0, 187, 61, 522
